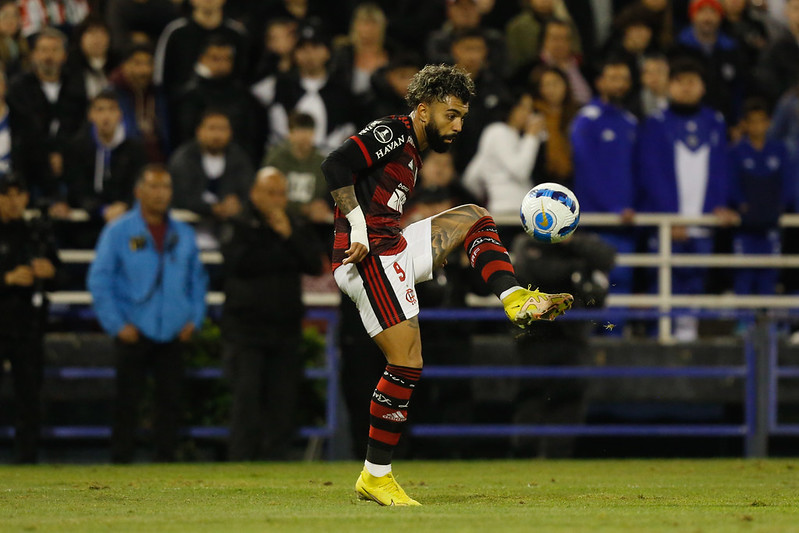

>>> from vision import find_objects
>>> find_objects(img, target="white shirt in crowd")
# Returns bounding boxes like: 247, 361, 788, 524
462, 122, 542, 214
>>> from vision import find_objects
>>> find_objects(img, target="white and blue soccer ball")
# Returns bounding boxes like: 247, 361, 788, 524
520, 182, 580, 243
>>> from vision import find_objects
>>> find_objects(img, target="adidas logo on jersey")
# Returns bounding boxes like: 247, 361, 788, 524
382, 411, 407, 422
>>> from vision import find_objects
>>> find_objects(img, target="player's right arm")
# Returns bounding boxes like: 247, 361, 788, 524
321, 118, 409, 265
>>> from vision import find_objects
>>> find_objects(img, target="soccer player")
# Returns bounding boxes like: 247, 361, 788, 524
321, 64, 573, 506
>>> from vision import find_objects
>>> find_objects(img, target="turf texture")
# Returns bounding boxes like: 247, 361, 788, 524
1, 459, 797, 532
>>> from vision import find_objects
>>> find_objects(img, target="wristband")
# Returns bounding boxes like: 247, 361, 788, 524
345, 206, 370, 251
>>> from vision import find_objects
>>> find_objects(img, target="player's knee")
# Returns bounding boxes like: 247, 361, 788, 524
387, 349, 423, 369
464, 203, 490, 221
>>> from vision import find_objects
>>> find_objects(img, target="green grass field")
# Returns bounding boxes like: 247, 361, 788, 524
1, 459, 797, 532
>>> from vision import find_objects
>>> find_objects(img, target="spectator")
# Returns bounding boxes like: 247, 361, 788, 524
636, 58, 739, 341
67, 17, 113, 100
527, 19, 593, 105
220, 167, 323, 460
449, 29, 512, 173
0, 175, 60, 463
17, 0, 89, 38
612, 0, 674, 52
529, 65, 579, 187
729, 98, 794, 295
250, 17, 297, 81
506, 0, 582, 76
426, 0, 507, 77
769, 81, 799, 295
463, 92, 545, 214
673, 0, 743, 122
0, 70, 11, 176
364, 52, 421, 119
603, 11, 657, 101
636, 52, 670, 117
64, 90, 147, 226
153, 0, 248, 97
571, 58, 637, 316
105, 0, 180, 55
87, 164, 207, 463
7, 28, 86, 213
404, 151, 477, 224
329, 3, 391, 96
0, 0, 30, 78
174, 35, 262, 161
254, 19, 356, 154
262, 112, 331, 223
756, 0, 799, 101
721, 0, 774, 71
109, 44, 171, 163
770, 83, 799, 193
168, 110, 253, 248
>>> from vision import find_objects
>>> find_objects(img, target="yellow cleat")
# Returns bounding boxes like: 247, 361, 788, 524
502, 287, 573, 327
355, 469, 421, 506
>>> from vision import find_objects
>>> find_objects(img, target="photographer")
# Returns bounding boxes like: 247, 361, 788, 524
510, 231, 615, 458
0, 175, 60, 463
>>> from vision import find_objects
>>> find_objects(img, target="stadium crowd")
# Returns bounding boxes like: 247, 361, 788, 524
3, 0, 799, 461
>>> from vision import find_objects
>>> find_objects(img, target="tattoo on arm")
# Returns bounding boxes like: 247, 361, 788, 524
330, 186, 360, 215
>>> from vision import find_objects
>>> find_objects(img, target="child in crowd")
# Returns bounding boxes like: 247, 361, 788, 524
729, 98, 795, 295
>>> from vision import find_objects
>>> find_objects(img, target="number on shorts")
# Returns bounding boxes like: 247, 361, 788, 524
393, 262, 406, 281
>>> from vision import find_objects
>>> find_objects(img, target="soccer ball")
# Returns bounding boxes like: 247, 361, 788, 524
520, 183, 580, 243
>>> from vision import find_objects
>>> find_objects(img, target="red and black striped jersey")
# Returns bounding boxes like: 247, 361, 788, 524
326, 115, 423, 270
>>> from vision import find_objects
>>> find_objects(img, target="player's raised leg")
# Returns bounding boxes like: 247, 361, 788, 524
431, 204, 573, 326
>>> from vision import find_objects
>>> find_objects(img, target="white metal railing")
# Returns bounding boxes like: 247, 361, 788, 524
41, 210, 799, 343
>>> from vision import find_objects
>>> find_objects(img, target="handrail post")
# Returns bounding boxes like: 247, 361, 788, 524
658, 219, 673, 343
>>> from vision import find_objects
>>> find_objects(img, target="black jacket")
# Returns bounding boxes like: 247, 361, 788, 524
168, 140, 254, 218
7, 71, 87, 203
64, 125, 148, 216
755, 35, 799, 101
220, 205, 323, 342
0, 217, 60, 339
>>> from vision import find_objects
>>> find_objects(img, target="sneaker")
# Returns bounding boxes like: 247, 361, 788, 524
355, 469, 421, 506
502, 287, 573, 327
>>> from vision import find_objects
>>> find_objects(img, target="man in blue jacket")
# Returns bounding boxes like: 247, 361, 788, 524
88, 164, 207, 462
571, 57, 637, 324
636, 58, 738, 341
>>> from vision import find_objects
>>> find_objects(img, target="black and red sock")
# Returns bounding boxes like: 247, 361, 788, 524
464, 215, 519, 297
365, 364, 422, 466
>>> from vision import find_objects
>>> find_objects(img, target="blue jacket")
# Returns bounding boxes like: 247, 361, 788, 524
729, 137, 795, 228
571, 97, 638, 213
87, 205, 207, 342
636, 106, 729, 213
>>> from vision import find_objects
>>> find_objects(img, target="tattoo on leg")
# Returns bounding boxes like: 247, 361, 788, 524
408, 316, 419, 329
430, 205, 486, 268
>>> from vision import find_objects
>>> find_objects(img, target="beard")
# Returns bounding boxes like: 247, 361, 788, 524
425, 121, 457, 153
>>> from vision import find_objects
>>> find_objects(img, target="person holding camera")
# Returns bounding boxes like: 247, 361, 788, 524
462, 91, 546, 215
87, 164, 207, 463
0, 175, 60, 463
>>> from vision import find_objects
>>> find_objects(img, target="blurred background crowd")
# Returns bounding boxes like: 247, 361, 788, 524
3, 0, 799, 463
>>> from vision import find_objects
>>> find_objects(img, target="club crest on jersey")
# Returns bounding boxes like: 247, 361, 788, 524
374, 125, 394, 144
405, 288, 417, 305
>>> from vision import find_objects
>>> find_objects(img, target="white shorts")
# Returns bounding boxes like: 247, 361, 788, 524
334, 218, 434, 337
